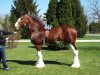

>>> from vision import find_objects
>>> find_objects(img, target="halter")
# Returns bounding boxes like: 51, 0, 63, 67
15, 18, 21, 29
15, 17, 27, 29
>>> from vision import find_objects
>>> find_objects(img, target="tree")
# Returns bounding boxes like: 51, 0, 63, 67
89, 22, 100, 33
10, 0, 39, 38
2, 14, 11, 31
88, 0, 100, 22
46, 0, 87, 49
46, 0, 59, 27
0, 15, 4, 25
71, 0, 87, 37
0, 14, 11, 31
46, 0, 87, 37
46, 0, 72, 50
57, 0, 74, 26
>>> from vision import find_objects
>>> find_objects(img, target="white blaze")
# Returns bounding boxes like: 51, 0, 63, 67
15, 18, 21, 29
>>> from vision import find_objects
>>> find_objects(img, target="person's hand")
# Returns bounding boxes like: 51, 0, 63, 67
13, 32, 17, 34
5, 38, 9, 41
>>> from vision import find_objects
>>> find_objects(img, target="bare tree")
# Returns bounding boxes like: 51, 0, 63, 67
0, 15, 4, 25
88, 0, 100, 22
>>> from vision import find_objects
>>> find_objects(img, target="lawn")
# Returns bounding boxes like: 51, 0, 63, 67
0, 42, 100, 75
78, 34, 100, 40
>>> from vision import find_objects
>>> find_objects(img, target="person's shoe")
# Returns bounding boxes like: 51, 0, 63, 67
0, 59, 2, 63
2, 67, 9, 70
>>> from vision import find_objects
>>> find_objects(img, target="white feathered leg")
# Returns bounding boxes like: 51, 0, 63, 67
70, 44, 80, 68
35, 51, 45, 68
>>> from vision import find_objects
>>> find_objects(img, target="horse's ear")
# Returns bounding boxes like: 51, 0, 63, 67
28, 12, 35, 16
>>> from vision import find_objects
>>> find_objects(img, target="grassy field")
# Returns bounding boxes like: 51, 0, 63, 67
78, 34, 100, 40
0, 42, 100, 75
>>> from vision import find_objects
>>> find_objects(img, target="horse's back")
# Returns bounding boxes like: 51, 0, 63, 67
61, 25, 77, 35
47, 27, 65, 42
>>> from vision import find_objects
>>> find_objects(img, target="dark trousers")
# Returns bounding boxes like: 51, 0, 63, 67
0, 45, 8, 68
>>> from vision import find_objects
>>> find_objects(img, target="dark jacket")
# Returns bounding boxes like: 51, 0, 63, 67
0, 31, 13, 46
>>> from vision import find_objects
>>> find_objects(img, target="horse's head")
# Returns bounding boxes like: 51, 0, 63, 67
15, 14, 45, 31
15, 14, 29, 29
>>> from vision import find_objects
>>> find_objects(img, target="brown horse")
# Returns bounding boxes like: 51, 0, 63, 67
15, 14, 80, 68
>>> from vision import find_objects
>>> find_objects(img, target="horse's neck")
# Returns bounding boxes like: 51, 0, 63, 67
28, 19, 44, 35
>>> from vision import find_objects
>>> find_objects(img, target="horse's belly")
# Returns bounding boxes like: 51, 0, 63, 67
48, 32, 64, 42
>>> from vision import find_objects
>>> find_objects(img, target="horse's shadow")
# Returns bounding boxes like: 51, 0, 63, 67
28, 45, 68, 51
28, 45, 49, 50
7, 60, 71, 66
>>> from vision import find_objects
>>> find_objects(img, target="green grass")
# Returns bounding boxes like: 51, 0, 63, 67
0, 42, 100, 75
78, 34, 100, 40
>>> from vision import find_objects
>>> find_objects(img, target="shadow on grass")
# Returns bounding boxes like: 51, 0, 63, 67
28, 45, 69, 51
28, 45, 48, 50
7, 60, 71, 66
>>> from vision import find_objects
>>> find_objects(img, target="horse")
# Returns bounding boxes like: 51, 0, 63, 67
15, 14, 80, 68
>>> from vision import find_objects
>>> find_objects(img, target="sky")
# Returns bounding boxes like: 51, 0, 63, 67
0, 0, 88, 16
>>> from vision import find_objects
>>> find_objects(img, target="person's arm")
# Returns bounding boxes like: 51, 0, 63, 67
0, 39, 6, 44
1, 31, 13, 35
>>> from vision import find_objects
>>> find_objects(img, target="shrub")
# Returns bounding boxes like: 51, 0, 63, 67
48, 41, 70, 50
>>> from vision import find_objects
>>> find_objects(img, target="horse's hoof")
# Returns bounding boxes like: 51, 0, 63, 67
71, 63, 80, 68
35, 61, 45, 68
35, 63, 45, 68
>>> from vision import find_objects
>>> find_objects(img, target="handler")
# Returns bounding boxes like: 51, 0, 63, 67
0, 30, 16, 70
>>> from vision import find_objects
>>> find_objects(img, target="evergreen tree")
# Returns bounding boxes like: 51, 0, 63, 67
57, 0, 74, 26
71, 0, 87, 37
89, 22, 100, 33
46, 0, 88, 49
46, 0, 59, 27
10, 0, 39, 26
10, 0, 39, 38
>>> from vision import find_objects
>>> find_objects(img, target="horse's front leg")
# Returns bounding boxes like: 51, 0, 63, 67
35, 45, 45, 68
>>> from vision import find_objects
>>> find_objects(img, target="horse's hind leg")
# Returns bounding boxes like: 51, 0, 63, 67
35, 45, 45, 68
70, 44, 80, 68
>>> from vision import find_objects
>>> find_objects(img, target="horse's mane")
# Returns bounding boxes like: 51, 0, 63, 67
28, 14, 45, 26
